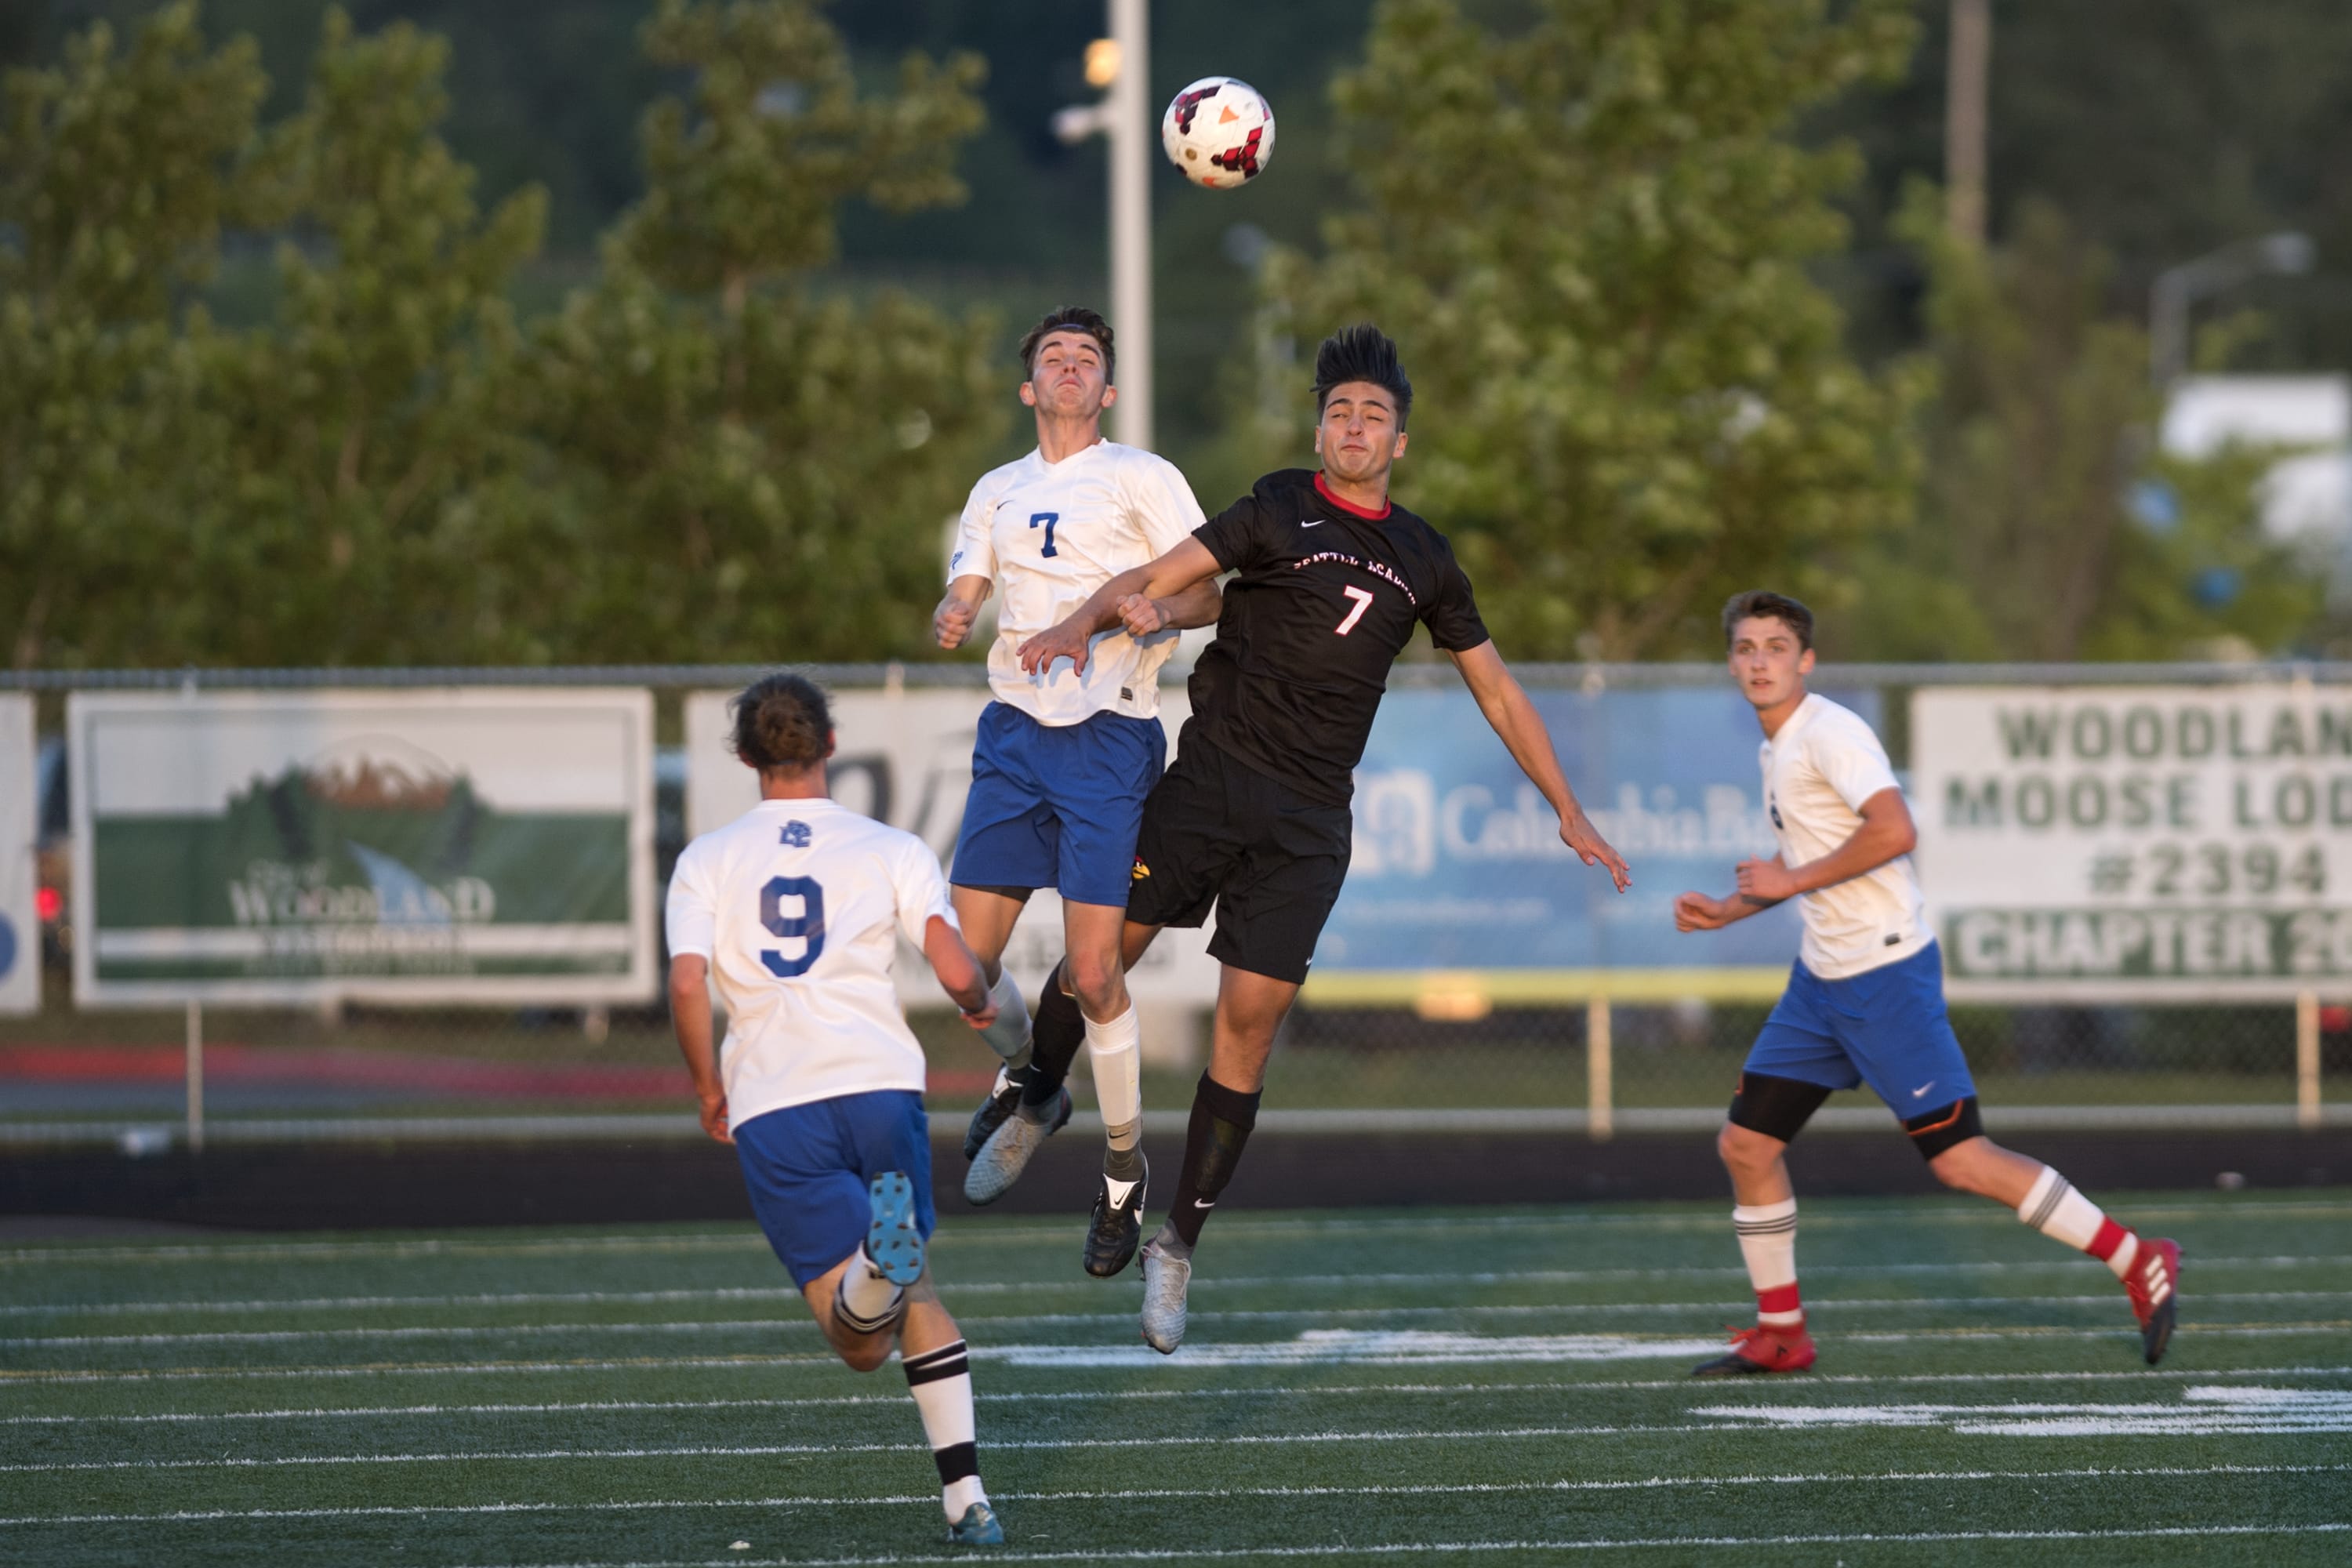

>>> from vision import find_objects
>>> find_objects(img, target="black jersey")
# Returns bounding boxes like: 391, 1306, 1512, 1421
1181, 468, 1490, 807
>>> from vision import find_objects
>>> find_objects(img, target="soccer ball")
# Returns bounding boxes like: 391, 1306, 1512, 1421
1161, 77, 1276, 190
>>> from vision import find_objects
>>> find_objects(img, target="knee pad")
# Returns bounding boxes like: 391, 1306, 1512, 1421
1903, 1095, 1983, 1160
1727, 1073, 1833, 1145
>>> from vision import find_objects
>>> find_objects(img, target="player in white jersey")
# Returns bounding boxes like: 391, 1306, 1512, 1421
931, 306, 1225, 1277
665, 674, 1006, 1547
1674, 592, 2181, 1375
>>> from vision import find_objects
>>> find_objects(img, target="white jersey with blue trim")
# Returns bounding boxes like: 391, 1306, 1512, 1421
664, 797, 956, 1127
948, 439, 1205, 725
1760, 693, 1930, 981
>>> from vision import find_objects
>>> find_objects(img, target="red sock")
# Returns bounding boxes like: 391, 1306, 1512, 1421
1756, 1283, 1803, 1330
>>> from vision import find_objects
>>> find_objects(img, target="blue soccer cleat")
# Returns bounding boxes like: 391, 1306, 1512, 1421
946, 1501, 1004, 1545
866, 1171, 926, 1286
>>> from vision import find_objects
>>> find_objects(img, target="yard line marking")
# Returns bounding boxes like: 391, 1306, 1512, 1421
9, 1294, 2343, 1349
0, 1425, 1695, 1475
14, 1366, 2349, 1425
8, 1256, 2340, 1319
12, 1364, 2350, 1423
4, 1464, 2340, 1527
6, 1322, 2347, 1385
1693, 1385, 2352, 1436
6, 1200, 2343, 1265
470, 1522, 2352, 1568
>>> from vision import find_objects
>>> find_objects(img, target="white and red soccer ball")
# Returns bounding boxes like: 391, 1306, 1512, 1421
1161, 76, 1275, 190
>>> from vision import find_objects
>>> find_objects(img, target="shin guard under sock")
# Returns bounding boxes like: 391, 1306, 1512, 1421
1168, 1072, 1261, 1249
1021, 961, 1087, 1110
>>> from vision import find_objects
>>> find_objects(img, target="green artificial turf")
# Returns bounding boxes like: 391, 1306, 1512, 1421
2, 1191, 2347, 1566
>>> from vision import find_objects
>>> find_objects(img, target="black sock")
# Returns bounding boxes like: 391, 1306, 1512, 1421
1021, 960, 1087, 1107
1168, 1071, 1261, 1249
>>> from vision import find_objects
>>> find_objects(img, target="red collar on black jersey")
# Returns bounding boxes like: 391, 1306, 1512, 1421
1313, 472, 1392, 521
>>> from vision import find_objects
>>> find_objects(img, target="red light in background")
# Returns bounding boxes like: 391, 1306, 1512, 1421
34, 886, 61, 922
2323, 1005, 2350, 1034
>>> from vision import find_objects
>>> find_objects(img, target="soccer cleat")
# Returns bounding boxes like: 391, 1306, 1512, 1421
963, 1065, 1026, 1162
864, 1171, 926, 1286
962, 1089, 1071, 1206
2124, 1237, 2181, 1364
1082, 1156, 1148, 1278
1139, 1235, 1191, 1354
945, 1501, 1004, 1546
1690, 1322, 1817, 1377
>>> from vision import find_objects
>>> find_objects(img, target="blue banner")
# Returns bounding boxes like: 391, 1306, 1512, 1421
1316, 686, 1881, 980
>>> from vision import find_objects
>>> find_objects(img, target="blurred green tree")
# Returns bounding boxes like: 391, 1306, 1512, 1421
525, 0, 1004, 663
1848, 187, 2323, 662
1251, 0, 1924, 661
0, 2, 259, 666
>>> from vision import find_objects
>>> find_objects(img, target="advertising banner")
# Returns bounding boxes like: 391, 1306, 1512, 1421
0, 695, 36, 1014
1316, 686, 1878, 1000
1914, 685, 2352, 1000
69, 691, 657, 1005
684, 686, 1221, 1005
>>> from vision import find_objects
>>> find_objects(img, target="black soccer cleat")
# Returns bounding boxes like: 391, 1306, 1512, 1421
1082, 1156, 1149, 1279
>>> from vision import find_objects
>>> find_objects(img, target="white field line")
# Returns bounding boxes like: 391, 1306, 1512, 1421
5, 1254, 2339, 1320
2, 1462, 2339, 1528
6, 1323, 2348, 1387
474, 1523, 2352, 1568
12, 1366, 2348, 1425
7, 1200, 2347, 1265
7, 1293, 2343, 1350
0, 1425, 1690, 1475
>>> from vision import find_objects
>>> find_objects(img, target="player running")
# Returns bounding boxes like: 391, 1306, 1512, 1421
1015, 324, 1632, 1350
1674, 591, 2182, 1374
666, 673, 1007, 1546
932, 306, 1223, 1276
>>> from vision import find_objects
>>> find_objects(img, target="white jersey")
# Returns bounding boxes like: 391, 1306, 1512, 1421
948, 440, 1204, 725
664, 797, 956, 1127
1760, 693, 1929, 981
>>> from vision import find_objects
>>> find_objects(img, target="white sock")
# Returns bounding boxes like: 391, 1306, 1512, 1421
1733, 1200, 1802, 1327
977, 970, 1032, 1068
903, 1338, 984, 1523
1086, 1004, 1143, 1146
833, 1246, 904, 1332
2018, 1166, 2139, 1278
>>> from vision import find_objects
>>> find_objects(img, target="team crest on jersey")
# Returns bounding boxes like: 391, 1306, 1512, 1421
780, 821, 813, 848
1131, 858, 1151, 880
1769, 802, 1783, 829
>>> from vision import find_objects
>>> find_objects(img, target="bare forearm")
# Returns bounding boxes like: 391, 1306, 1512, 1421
670, 985, 719, 1093
1160, 576, 1222, 630
1786, 818, 1913, 895
924, 916, 989, 1012
1479, 678, 1575, 818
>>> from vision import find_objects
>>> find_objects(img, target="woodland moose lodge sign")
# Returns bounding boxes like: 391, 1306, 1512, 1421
1912, 685, 2352, 1000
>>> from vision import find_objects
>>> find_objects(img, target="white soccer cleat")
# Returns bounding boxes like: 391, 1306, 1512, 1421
1139, 1236, 1191, 1355
963, 1091, 1069, 1206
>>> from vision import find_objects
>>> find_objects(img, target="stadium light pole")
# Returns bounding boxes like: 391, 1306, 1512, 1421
2150, 231, 2315, 387
1052, 0, 1153, 451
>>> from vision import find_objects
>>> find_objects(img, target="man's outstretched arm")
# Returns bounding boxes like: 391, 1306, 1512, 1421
1447, 640, 1631, 892
1017, 537, 1224, 675
1675, 789, 1915, 932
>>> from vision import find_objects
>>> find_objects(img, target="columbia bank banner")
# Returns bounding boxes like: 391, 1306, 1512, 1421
1915, 685, 2352, 1000
69, 691, 658, 1005
1321, 686, 1880, 992
1, 695, 36, 1014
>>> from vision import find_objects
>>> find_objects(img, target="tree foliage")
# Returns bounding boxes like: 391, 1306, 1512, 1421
1256, 0, 1923, 660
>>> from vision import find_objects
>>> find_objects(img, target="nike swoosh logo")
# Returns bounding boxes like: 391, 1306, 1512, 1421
1105, 1178, 1141, 1209
1300, 520, 1323, 528
1195, 1200, 1214, 1210
1910, 1082, 1934, 1098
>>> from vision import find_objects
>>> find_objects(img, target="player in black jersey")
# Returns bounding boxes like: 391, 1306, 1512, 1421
1006, 324, 1632, 1349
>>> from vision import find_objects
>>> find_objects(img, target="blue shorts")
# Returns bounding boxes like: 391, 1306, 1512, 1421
952, 702, 1165, 908
733, 1091, 935, 1289
1746, 942, 1977, 1115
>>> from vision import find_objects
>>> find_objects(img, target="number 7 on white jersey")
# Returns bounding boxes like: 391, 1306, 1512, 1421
1334, 584, 1374, 636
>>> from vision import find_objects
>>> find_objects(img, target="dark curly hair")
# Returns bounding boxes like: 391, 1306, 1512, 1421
1018, 305, 1115, 383
730, 673, 833, 772
1721, 590, 1816, 652
1312, 322, 1412, 429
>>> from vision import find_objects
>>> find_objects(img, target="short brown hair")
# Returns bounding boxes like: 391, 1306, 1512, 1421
1722, 590, 1815, 652
730, 673, 833, 772
1018, 306, 1115, 383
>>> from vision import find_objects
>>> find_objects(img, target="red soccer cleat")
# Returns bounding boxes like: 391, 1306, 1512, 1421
2123, 1237, 2181, 1364
1691, 1321, 1817, 1377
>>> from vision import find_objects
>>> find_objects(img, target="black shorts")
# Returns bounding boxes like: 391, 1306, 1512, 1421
1126, 737, 1351, 985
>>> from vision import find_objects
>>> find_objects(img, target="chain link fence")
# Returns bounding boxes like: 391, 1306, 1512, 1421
3, 661, 2346, 1145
